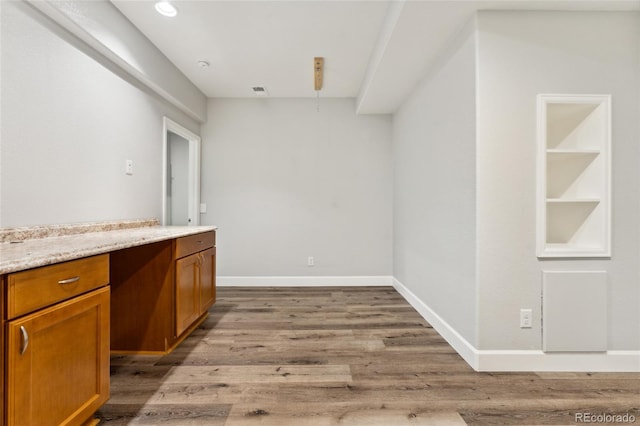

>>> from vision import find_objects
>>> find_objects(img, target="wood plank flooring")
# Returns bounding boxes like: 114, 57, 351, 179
97, 287, 640, 425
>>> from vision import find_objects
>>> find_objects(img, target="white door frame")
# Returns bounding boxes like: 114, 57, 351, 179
162, 117, 201, 226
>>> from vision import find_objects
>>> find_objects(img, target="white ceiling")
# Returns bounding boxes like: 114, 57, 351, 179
112, 0, 640, 114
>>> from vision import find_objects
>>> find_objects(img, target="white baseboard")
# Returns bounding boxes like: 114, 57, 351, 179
391, 277, 480, 369
391, 278, 640, 372
476, 350, 640, 372
218, 276, 393, 287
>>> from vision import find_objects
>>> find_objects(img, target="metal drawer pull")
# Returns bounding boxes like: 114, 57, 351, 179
20, 326, 29, 355
58, 276, 80, 285
196, 241, 203, 244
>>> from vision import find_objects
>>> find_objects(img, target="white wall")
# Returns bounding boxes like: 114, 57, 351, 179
0, 1, 199, 227
392, 20, 478, 344
200, 98, 392, 278
476, 11, 640, 350
28, 0, 207, 122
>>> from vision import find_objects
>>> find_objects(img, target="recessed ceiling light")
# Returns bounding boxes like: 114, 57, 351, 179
155, 1, 177, 17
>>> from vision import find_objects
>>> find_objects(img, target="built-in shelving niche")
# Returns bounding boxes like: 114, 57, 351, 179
537, 94, 611, 258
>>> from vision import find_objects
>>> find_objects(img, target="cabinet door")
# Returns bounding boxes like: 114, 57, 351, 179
175, 253, 200, 337
199, 247, 216, 314
6, 286, 110, 426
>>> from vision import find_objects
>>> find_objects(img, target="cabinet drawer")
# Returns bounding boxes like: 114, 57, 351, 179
7, 254, 109, 319
175, 231, 215, 259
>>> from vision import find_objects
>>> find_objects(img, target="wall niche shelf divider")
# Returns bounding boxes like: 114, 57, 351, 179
537, 94, 611, 258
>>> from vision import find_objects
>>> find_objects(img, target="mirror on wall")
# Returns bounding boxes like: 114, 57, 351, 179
162, 117, 201, 226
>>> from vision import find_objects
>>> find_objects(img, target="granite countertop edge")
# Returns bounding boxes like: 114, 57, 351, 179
0, 221, 217, 275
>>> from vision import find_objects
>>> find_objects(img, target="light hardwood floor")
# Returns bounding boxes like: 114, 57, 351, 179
97, 287, 639, 425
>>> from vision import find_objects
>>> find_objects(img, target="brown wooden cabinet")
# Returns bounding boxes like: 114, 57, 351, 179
175, 245, 216, 336
3, 255, 110, 426
110, 230, 216, 353
0, 227, 216, 424
109, 240, 174, 353
175, 252, 200, 336
199, 247, 216, 313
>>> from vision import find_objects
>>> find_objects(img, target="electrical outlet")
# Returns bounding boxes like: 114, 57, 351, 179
307, 256, 314, 267
125, 159, 134, 175
520, 309, 533, 328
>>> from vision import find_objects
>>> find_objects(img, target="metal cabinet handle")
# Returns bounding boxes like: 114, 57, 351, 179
20, 326, 29, 355
58, 276, 80, 285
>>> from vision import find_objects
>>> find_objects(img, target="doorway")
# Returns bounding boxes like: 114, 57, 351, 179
162, 118, 201, 226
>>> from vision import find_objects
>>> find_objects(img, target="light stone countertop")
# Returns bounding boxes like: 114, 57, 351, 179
0, 225, 216, 275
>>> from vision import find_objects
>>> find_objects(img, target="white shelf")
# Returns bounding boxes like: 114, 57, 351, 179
546, 149, 600, 156
537, 94, 611, 258
546, 198, 600, 203
543, 244, 608, 254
